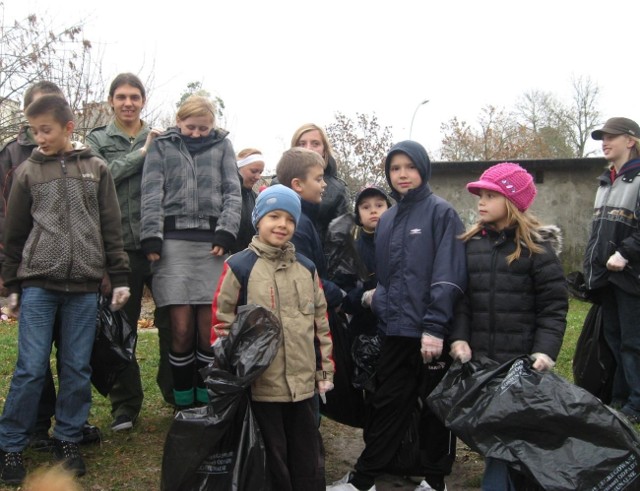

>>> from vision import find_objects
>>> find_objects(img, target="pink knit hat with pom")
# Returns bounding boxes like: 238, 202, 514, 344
466, 162, 537, 211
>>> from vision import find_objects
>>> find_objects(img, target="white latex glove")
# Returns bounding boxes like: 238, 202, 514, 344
8, 293, 19, 318
420, 332, 443, 364
317, 380, 334, 404
606, 251, 628, 272
110, 287, 131, 311
361, 289, 375, 308
450, 340, 472, 363
531, 352, 555, 372
317, 380, 334, 395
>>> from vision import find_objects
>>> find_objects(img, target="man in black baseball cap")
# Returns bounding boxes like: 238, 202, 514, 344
592, 117, 640, 140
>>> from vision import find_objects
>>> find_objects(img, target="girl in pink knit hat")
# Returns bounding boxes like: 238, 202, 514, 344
449, 162, 568, 489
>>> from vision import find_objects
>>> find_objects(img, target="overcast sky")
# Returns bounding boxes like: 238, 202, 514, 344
5, 0, 640, 171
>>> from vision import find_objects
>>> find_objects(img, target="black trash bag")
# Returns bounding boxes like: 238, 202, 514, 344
383, 359, 456, 478
161, 304, 282, 491
427, 356, 640, 491
320, 310, 366, 428
324, 213, 368, 284
90, 295, 136, 396
573, 303, 616, 404
351, 334, 382, 390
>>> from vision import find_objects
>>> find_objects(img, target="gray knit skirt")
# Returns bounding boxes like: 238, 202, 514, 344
150, 239, 226, 307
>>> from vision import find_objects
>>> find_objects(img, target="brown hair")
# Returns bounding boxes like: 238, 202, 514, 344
276, 147, 324, 189
290, 123, 333, 167
459, 199, 544, 264
23, 81, 64, 109
108, 73, 146, 100
25, 94, 73, 126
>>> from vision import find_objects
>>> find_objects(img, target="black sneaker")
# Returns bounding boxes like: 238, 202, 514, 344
0, 449, 26, 485
28, 430, 54, 451
111, 414, 134, 432
80, 422, 102, 445
53, 439, 86, 477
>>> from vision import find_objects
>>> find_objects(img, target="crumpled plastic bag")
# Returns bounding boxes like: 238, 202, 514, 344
351, 333, 382, 390
427, 356, 640, 490
90, 295, 136, 396
324, 213, 368, 284
161, 304, 282, 491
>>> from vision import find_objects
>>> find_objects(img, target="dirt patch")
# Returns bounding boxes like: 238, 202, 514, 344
321, 417, 484, 490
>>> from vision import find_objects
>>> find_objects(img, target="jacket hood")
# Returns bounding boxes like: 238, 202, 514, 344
326, 154, 339, 177
384, 140, 431, 189
29, 141, 94, 163
537, 225, 563, 256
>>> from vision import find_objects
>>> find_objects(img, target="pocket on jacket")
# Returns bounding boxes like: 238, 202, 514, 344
294, 279, 315, 315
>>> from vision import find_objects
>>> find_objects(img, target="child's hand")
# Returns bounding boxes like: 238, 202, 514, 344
421, 332, 443, 364
361, 289, 375, 308
111, 287, 131, 311
450, 340, 472, 363
317, 380, 334, 395
8, 293, 19, 318
606, 251, 628, 272
531, 352, 555, 372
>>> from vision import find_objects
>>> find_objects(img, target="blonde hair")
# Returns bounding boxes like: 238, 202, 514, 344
176, 95, 216, 126
22, 464, 82, 491
237, 148, 262, 159
631, 137, 640, 160
276, 147, 324, 189
290, 123, 333, 167
460, 199, 544, 264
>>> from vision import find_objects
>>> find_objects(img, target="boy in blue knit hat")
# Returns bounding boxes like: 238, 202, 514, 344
211, 184, 334, 490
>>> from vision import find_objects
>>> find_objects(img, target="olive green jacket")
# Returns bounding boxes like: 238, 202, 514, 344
86, 121, 149, 250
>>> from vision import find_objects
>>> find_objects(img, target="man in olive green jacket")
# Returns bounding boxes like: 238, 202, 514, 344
86, 73, 174, 430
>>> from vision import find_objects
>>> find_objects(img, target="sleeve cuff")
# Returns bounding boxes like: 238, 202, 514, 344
212, 230, 235, 253
141, 237, 163, 257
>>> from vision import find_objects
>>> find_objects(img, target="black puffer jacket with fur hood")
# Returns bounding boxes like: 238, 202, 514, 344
450, 225, 568, 363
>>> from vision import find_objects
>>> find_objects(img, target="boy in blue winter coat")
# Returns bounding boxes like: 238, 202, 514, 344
328, 141, 467, 491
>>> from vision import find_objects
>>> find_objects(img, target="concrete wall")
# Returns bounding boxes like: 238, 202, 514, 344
428, 158, 608, 273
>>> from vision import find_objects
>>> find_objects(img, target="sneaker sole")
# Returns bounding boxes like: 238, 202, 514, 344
111, 421, 134, 431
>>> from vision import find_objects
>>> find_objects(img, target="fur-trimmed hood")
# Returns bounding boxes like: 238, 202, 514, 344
537, 225, 563, 256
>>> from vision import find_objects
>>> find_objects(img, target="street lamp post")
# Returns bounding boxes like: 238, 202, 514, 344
409, 99, 429, 140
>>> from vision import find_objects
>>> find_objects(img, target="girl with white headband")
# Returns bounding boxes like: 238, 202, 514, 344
230, 148, 265, 253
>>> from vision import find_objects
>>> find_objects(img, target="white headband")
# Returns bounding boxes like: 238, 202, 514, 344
237, 154, 265, 168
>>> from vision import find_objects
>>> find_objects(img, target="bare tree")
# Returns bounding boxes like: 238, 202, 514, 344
555, 76, 601, 158
0, 8, 107, 142
439, 77, 601, 161
326, 112, 394, 194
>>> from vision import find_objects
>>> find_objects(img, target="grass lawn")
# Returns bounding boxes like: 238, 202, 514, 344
0, 298, 593, 490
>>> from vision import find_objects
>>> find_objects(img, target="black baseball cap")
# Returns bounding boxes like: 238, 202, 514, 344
592, 117, 640, 140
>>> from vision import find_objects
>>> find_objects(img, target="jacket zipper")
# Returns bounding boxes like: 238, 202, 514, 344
488, 239, 498, 360
61, 157, 73, 291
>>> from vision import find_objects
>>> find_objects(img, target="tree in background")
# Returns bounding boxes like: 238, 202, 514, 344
176, 81, 226, 125
438, 76, 600, 161
326, 112, 394, 194
0, 9, 108, 142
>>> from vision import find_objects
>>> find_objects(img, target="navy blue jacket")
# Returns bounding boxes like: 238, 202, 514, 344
291, 199, 344, 308
372, 141, 467, 339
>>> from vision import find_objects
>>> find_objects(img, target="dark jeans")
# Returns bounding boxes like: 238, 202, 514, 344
600, 285, 640, 415
252, 398, 325, 491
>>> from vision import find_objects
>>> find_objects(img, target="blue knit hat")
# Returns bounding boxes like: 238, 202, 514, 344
252, 184, 302, 228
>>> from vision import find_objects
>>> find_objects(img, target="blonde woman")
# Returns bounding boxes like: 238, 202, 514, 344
140, 95, 241, 409
290, 123, 350, 244
230, 148, 264, 253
